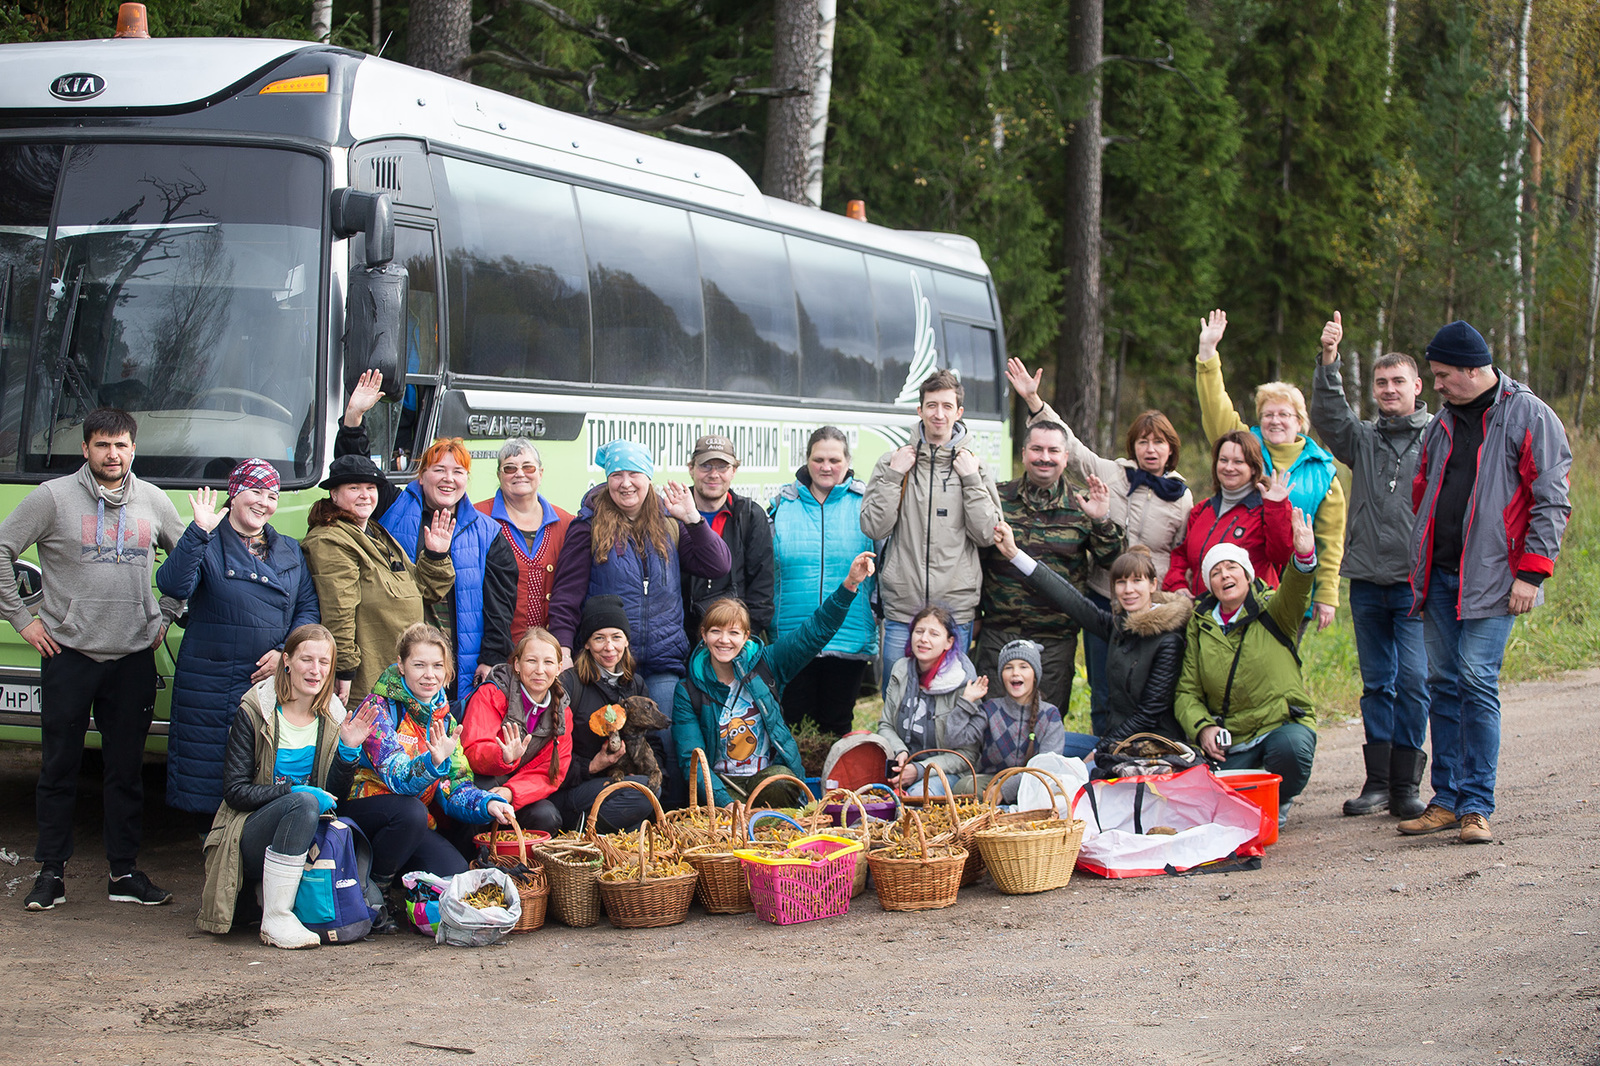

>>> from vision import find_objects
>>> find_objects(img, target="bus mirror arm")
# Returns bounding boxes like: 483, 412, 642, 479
329, 188, 394, 268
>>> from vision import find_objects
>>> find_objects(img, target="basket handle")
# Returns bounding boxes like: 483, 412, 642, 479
687, 747, 716, 810
503, 808, 529, 866
904, 748, 978, 796
743, 771, 817, 813
824, 787, 874, 845
982, 765, 1071, 809
1109, 732, 1190, 757
585, 779, 669, 848
911, 760, 962, 830
896, 806, 930, 861
746, 810, 805, 838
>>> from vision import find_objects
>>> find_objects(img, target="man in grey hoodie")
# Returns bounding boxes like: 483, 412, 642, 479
1309, 312, 1433, 821
0, 409, 186, 911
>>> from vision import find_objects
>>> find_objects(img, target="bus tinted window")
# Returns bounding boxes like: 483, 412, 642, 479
439, 158, 590, 382
577, 187, 704, 390
787, 237, 879, 403
694, 213, 798, 397
943, 321, 1001, 415
868, 256, 940, 405
934, 270, 994, 322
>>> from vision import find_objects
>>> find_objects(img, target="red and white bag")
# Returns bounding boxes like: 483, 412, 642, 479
1071, 765, 1267, 878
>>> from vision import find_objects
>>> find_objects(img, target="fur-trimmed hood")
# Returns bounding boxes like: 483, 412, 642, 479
1119, 591, 1193, 637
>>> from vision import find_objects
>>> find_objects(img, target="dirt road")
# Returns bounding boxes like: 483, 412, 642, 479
1, 669, 1596, 1066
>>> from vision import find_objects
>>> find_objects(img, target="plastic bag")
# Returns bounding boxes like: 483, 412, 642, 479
1014, 753, 1089, 816
1071, 765, 1266, 878
399, 870, 450, 935
435, 867, 520, 947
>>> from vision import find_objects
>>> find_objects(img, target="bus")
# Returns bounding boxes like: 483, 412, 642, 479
0, 32, 1010, 749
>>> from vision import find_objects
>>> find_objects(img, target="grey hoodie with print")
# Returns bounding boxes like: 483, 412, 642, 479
0, 465, 185, 660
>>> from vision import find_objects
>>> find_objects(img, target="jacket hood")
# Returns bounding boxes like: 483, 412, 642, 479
917, 419, 971, 452
781, 471, 865, 503
686, 636, 765, 698
1119, 591, 1194, 636
1376, 403, 1432, 435
919, 650, 976, 696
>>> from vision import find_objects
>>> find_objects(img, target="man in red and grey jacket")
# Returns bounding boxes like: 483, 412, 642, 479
1402, 320, 1572, 845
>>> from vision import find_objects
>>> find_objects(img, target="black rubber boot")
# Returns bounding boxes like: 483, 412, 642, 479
1343, 742, 1391, 815
1388, 746, 1428, 820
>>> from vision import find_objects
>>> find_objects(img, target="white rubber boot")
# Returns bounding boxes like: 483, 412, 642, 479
259, 848, 320, 949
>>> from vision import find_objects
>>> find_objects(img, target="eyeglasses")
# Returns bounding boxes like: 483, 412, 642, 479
695, 460, 734, 473
500, 463, 541, 476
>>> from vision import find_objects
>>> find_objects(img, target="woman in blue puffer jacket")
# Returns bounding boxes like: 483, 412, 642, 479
156, 459, 319, 818
769, 427, 879, 735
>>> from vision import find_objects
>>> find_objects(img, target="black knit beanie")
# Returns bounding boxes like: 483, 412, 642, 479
576, 595, 630, 650
1424, 320, 1492, 368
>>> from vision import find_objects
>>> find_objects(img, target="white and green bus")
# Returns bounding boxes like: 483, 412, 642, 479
0, 33, 1010, 748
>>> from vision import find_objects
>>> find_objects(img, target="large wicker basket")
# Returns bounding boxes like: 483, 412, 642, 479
744, 773, 826, 834
867, 808, 967, 912
682, 806, 782, 914
891, 761, 993, 886
664, 748, 738, 848
470, 811, 549, 932
973, 816, 1084, 895
533, 840, 604, 928
588, 781, 699, 929
818, 789, 877, 897
984, 765, 1074, 828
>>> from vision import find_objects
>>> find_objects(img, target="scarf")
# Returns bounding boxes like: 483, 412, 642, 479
78, 464, 130, 560
1125, 467, 1188, 502
392, 673, 448, 731
912, 644, 958, 691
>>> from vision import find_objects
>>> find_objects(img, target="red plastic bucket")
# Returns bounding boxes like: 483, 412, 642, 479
1215, 769, 1282, 846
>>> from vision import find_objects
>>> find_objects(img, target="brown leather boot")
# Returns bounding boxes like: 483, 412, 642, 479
1397, 803, 1458, 835
1459, 812, 1492, 844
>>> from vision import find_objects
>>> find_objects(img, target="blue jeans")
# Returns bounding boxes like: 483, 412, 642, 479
1348, 579, 1430, 750
643, 671, 686, 808
1081, 589, 1113, 735
882, 619, 972, 683
1421, 570, 1515, 818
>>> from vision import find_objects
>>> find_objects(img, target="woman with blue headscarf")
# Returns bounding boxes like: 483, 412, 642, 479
547, 440, 731, 806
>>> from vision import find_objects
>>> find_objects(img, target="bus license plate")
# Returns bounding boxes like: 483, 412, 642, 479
0, 680, 42, 715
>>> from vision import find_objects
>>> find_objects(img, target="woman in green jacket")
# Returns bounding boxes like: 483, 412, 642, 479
1176, 505, 1319, 824
673, 551, 875, 809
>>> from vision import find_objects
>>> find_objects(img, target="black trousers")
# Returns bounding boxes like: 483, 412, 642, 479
35, 647, 157, 874
780, 656, 870, 736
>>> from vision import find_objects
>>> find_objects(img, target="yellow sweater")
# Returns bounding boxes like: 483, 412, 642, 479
1195, 355, 1346, 609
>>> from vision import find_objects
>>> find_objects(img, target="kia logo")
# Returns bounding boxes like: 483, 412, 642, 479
49, 73, 106, 101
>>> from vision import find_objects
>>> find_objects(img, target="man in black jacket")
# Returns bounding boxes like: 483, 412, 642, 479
683, 434, 775, 641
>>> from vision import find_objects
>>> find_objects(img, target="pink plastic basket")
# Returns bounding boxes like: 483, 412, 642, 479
736, 835, 862, 925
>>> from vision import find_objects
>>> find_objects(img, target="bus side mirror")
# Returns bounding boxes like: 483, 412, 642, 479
332, 189, 406, 402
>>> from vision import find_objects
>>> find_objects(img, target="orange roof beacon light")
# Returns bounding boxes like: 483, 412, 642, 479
113, 3, 151, 38
845, 199, 868, 222
259, 74, 330, 95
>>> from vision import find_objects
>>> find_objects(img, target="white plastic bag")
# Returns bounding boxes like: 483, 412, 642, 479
435, 867, 521, 947
1071, 766, 1266, 877
1015, 753, 1089, 816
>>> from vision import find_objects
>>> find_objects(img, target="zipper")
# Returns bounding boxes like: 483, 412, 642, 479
923, 442, 934, 603
817, 491, 826, 607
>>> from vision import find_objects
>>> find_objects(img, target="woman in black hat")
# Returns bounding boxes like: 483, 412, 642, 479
554, 595, 662, 831
301, 454, 457, 707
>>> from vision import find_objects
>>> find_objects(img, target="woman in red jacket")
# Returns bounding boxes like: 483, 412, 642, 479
461, 627, 572, 834
1164, 430, 1294, 597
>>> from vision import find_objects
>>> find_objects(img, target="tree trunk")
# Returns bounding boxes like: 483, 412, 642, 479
803, 0, 837, 209
311, 0, 331, 43
762, 0, 820, 204
1383, 0, 1398, 104
1510, 0, 1531, 380
1578, 134, 1600, 433
371, 0, 381, 51
1053, 0, 1104, 449
1345, 342, 1363, 420
406, 0, 472, 81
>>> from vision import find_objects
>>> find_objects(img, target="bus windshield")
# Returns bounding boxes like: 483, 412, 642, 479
0, 142, 323, 483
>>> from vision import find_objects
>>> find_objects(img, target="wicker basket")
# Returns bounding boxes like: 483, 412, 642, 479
890, 762, 993, 887
898, 748, 981, 806
664, 748, 738, 848
867, 808, 967, 912
984, 765, 1074, 828
744, 773, 827, 836
474, 821, 552, 859
818, 789, 875, 897
469, 812, 549, 932
588, 781, 699, 929
973, 816, 1084, 895
682, 806, 782, 915
533, 840, 604, 928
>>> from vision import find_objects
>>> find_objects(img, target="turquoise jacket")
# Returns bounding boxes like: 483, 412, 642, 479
769, 471, 877, 658
673, 582, 858, 806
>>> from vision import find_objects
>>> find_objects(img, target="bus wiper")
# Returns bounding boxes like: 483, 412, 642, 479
44, 265, 94, 465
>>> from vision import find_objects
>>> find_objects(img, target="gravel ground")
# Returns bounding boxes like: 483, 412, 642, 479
0, 668, 1596, 1066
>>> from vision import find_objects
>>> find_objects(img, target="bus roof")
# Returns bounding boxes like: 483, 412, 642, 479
0, 37, 989, 277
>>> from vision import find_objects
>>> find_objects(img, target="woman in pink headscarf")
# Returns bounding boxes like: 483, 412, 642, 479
157, 459, 322, 821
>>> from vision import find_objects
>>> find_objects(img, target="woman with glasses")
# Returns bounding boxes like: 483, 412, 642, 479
478, 438, 573, 677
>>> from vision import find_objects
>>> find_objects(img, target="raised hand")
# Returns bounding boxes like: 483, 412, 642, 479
844, 551, 876, 591
1005, 357, 1043, 408
662, 480, 696, 523
1290, 506, 1315, 557
1261, 469, 1291, 503
497, 720, 531, 765
951, 450, 980, 478
426, 717, 458, 768
1197, 309, 1228, 360
1320, 310, 1343, 365
887, 444, 917, 475
963, 675, 990, 702
1075, 473, 1112, 521
338, 700, 380, 749
421, 507, 456, 554
992, 520, 1019, 560
189, 486, 223, 533
344, 368, 383, 426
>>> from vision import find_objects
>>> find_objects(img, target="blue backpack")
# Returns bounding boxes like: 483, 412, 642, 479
292, 817, 379, 943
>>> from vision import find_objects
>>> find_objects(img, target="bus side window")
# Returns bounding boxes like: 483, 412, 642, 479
788, 237, 879, 404
694, 213, 798, 398
943, 320, 1001, 417
867, 257, 940, 406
